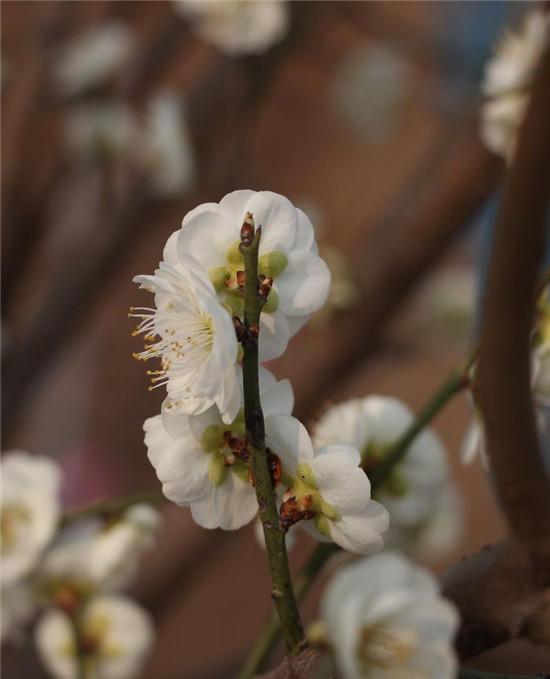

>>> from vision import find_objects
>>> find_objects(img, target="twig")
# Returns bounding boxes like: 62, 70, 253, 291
240, 217, 305, 656
477, 45, 550, 569
61, 488, 165, 527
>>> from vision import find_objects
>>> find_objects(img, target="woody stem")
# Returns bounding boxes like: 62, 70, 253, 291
240, 217, 305, 658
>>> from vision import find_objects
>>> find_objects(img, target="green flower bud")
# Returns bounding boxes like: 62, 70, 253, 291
259, 251, 288, 278
208, 266, 230, 292
226, 241, 243, 265
223, 294, 244, 317
315, 513, 331, 537
263, 287, 279, 313
208, 455, 228, 487
295, 462, 318, 490
202, 425, 224, 453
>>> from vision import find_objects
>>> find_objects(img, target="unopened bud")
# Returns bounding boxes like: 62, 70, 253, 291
240, 212, 255, 246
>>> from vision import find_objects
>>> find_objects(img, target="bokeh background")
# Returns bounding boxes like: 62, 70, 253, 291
3, 1, 549, 677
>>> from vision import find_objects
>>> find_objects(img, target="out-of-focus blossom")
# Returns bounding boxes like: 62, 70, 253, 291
313, 396, 450, 537
480, 9, 550, 160
53, 21, 136, 96
1, 452, 61, 586
268, 414, 389, 554
321, 551, 459, 679
174, 190, 331, 360
35, 596, 154, 679
145, 368, 293, 530
173, 0, 289, 55
138, 91, 196, 197
64, 102, 139, 160
331, 42, 410, 144
132, 252, 240, 424
37, 505, 160, 599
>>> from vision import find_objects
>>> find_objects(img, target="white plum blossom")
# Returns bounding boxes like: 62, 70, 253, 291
313, 396, 449, 535
35, 596, 154, 679
174, 190, 331, 360
1, 452, 61, 586
321, 551, 459, 679
53, 21, 136, 96
481, 9, 550, 160
173, 0, 289, 56
37, 504, 160, 600
268, 414, 389, 554
145, 368, 293, 530
138, 91, 196, 197
64, 102, 139, 160
132, 251, 240, 424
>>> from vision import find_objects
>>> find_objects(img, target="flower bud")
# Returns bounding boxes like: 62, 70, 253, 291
259, 251, 288, 278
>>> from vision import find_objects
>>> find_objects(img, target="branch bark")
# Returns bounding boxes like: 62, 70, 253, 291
477, 45, 550, 570
240, 218, 305, 656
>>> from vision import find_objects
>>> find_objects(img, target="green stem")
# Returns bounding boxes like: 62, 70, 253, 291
61, 489, 165, 527
240, 351, 477, 677
240, 219, 305, 656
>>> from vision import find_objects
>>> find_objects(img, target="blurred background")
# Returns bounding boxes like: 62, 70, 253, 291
3, 1, 549, 677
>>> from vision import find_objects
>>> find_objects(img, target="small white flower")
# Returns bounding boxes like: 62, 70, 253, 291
64, 102, 140, 160
37, 505, 160, 598
35, 595, 154, 679
173, 0, 289, 56
268, 415, 389, 554
53, 21, 136, 96
1, 452, 61, 586
145, 367, 293, 530
313, 396, 449, 532
138, 91, 195, 197
132, 251, 240, 424
480, 9, 550, 160
321, 551, 458, 679
174, 190, 331, 360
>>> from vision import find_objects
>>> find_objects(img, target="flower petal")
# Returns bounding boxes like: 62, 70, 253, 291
274, 250, 331, 316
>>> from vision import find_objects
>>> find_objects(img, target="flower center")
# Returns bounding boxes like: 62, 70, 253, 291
208, 243, 287, 316
279, 463, 340, 533
201, 414, 250, 487
358, 624, 417, 671
362, 443, 408, 498
1, 503, 31, 553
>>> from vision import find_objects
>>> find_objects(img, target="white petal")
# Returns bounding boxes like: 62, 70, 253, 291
177, 209, 236, 270
219, 189, 256, 221
264, 414, 314, 475
275, 250, 331, 316
327, 501, 389, 554
144, 415, 211, 504
245, 191, 297, 254
190, 474, 257, 530
262, 379, 294, 417
259, 308, 290, 361
294, 208, 316, 252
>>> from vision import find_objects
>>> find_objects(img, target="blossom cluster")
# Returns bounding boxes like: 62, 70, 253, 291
480, 8, 550, 161
1, 451, 159, 679
133, 189, 461, 675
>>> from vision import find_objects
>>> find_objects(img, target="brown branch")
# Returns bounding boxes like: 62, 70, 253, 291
442, 541, 550, 662
477, 45, 550, 570
274, 121, 501, 421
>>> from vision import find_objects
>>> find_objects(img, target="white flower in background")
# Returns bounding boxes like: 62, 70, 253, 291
35, 596, 154, 679
37, 504, 160, 600
145, 367, 293, 530
331, 42, 410, 144
268, 415, 389, 554
53, 21, 136, 96
173, 0, 289, 56
481, 9, 550, 160
138, 91, 196, 197
174, 190, 331, 360
321, 551, 458, 679
313, 396, 449, 532
132, 251, 240, 424
64, 102, 139, 160
385, 487, 464, 563
1, 452, 61, 586
533, 340, 550, 407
